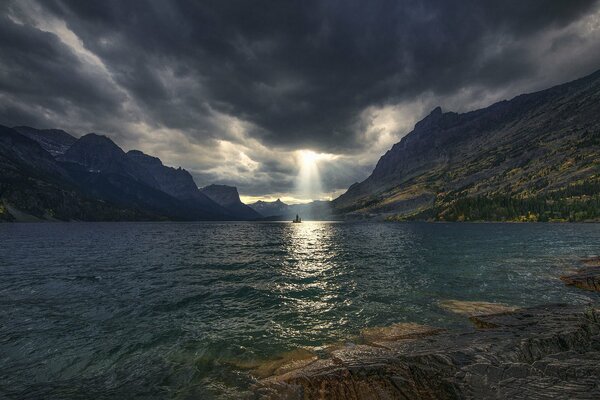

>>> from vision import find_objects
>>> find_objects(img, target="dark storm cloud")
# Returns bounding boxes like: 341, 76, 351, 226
0, 9, 126, 131
20, 0, 599, 148
1, 0, 600, 198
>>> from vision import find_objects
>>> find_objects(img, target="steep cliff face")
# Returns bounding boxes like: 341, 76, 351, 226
333, 69, 600, 221
200, 184, 262, 220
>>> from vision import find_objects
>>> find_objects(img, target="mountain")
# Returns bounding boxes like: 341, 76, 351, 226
249, 198, 290, 217
0, 125, 70, 180
333, 69, 600, 222
200, 184, 262, 220
12, 126, 77, 156
127, 150, 199, 199
0, 125, 151, 221
60, 133, 158, 187
125, 150, 227, 214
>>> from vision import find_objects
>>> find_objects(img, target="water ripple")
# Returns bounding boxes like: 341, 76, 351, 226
0, 221, 599, 398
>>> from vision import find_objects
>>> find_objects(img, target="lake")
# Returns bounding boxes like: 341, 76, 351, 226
1, 222, 599, 399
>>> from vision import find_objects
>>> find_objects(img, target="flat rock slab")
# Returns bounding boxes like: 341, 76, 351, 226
252, 304, 600, 399
233, 348, 318, 379
438, 299, 517, 316
360, 322, 445, 345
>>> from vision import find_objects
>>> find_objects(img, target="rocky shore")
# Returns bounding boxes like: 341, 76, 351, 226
251, 258, 600, 399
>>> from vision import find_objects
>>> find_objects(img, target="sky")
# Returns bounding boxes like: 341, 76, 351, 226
1, 0, 600, 203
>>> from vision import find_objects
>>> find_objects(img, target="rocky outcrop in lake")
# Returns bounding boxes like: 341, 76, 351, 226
561, 257, 600, 292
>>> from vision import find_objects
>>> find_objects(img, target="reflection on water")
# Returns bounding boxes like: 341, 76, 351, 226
0, 221, 599, 399
278, 222, 343, 335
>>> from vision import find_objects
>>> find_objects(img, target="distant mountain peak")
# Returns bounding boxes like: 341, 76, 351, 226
83, 133, 110, 140
430, 106, 442, 116
64, 133, 124, 159
75, 133, 123, 153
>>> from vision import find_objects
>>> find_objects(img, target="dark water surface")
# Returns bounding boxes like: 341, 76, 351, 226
1, 222, 599, 399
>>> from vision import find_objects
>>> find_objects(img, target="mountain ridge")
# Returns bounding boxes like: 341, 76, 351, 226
0, 126, 259, 221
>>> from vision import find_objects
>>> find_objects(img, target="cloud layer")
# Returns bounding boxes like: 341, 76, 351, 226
1, 0, 600, 201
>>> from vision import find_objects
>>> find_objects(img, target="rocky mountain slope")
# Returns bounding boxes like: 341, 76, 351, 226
13, 126, 77, 156
333, 69, 600, 221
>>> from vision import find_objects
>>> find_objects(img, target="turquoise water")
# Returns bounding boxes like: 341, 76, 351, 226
1, 222, 599, 399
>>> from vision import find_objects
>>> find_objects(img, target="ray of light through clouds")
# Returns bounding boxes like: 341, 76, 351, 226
1, 0, 600, 202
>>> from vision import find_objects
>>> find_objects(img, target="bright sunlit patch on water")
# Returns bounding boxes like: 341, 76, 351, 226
278, 222, 343, 333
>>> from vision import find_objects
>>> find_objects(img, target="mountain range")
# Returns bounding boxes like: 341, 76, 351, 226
333, 69, 600, 222
0, 126, 259, 221
248, 199, 333, 221
2, 69, 599, 222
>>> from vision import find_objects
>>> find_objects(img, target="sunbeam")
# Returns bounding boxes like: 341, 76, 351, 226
295, 150, 324, 202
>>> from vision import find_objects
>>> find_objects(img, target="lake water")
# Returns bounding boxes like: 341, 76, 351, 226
1, 222, 599, 399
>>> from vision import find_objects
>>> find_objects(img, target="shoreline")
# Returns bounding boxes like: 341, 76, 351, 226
251, 257, 600, 399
